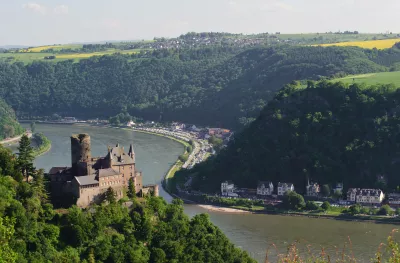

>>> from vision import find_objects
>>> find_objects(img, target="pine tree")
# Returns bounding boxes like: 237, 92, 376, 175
105, 187, 116, 204
32, 169, 48, 203
17, 134, 34, 182
127, 179, 136, 199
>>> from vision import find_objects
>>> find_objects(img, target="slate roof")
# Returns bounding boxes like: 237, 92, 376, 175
97, 168, 119, 178
257, 181, 273, 188
278, 182, 294, 188
74, 175, 99, 186
108, 145, 135, 165
347, 188, 383, 196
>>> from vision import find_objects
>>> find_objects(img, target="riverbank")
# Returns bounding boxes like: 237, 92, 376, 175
0, 132, 32, 145
128, 128, 189, 194
198, 205, 250, 214
31, 133, 52, 157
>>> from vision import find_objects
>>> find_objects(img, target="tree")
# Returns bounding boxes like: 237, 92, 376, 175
305, 201, 320, 211
17, 134, 35, 181
321, 201, 331, 211
3, 125, 15, 138
150, 248, 166, 263
333, 190, 342, 200
282, 191, 305, 210
349, 204, 361, 215
127, 179, 136, 199
0, 217, 17, 263
322, 185, 331, 197
178, 154, 188, 162
105, 187, 117, 204
396, 208, 400, 216
30, 122, 36, 133
378, 205, 392, 216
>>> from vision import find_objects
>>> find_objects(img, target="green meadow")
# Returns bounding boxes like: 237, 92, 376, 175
334, 71, 400, 86
0, 49, 144, 64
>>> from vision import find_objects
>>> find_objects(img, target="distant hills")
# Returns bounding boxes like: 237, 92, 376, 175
1, 44, 400, 128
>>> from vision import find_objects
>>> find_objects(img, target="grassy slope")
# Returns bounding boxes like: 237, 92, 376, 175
0, 49, 143, 64
334, 71, 400, 86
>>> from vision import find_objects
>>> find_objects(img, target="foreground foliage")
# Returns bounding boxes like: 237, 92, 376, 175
0, 143, 255, 263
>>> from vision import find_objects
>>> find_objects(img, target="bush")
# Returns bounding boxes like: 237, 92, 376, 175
282, 191, 305, 210
305, 201, 320, 211
321, 201, 331, 211
178, 154, 188, 162
349, 204, 361, 215
378, 205, 392, 216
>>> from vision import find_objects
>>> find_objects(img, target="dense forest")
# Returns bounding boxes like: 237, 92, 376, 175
0, 141, 254, 263
1, 45, 400, 128
180, 81, 400, 193
0, 99, 24, 140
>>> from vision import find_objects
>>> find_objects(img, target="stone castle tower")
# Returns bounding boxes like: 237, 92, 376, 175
71, 134, 92, 176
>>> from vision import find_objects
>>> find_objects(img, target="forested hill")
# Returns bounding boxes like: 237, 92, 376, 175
0, 143, 255, 262
184, 81, 400, 193
0, 99, 24, 140
1, 45, 400, 128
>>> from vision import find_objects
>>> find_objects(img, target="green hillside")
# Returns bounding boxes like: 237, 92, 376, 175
335, 71, 400, 86
0, 145, 255, 263
179, 81, 400, 193
2, 45, 400, 128
0, 99, 24, 140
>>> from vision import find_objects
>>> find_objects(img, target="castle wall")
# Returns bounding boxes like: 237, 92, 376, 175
76, 185, 125, 208
134, 173, 143, 194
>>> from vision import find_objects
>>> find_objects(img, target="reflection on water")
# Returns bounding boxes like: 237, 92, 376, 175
21, 124, 399, 263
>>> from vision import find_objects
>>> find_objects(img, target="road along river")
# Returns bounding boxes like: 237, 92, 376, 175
19, 124, 399, 262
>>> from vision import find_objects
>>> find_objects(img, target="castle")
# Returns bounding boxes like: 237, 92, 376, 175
48, 134, 158, 208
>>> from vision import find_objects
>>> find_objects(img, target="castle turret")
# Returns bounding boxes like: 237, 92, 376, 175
128, 144, 135, 159
71, 134, 92, 175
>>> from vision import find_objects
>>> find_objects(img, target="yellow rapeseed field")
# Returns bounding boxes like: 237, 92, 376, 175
319, 38, 400, 49
25, 45, 65, 52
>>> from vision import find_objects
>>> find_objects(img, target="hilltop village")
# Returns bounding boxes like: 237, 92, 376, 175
47, 133, 158, 208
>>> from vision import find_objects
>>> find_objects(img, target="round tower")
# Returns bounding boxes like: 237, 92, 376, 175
71, 134, 91, 168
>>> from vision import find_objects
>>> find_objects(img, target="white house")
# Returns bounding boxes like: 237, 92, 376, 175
306, 181, 320, 197
277, 182, 294, 196
221, 181, 237, 197
126, 121, 135, 127
347, 188, 385, 205
257, 181, 274, 196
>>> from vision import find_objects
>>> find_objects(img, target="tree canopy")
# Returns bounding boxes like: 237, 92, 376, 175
183, 81, 400, 194
2, 45, 400, 128
0, 143, 255, 263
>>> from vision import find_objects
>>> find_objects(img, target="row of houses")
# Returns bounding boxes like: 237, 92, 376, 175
221, 180, 396, 206
221, 181, 295, 197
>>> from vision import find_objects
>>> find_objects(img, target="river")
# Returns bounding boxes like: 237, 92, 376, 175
18, 124, 399, 262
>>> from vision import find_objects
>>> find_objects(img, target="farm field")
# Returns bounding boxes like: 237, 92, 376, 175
333, 71, 400, 86
0, 49, 143, 63
318, 38, 400, 49
19, 44, 83, 52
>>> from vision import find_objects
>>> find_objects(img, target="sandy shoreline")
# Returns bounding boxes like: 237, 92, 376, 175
198, 205, 250, 213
